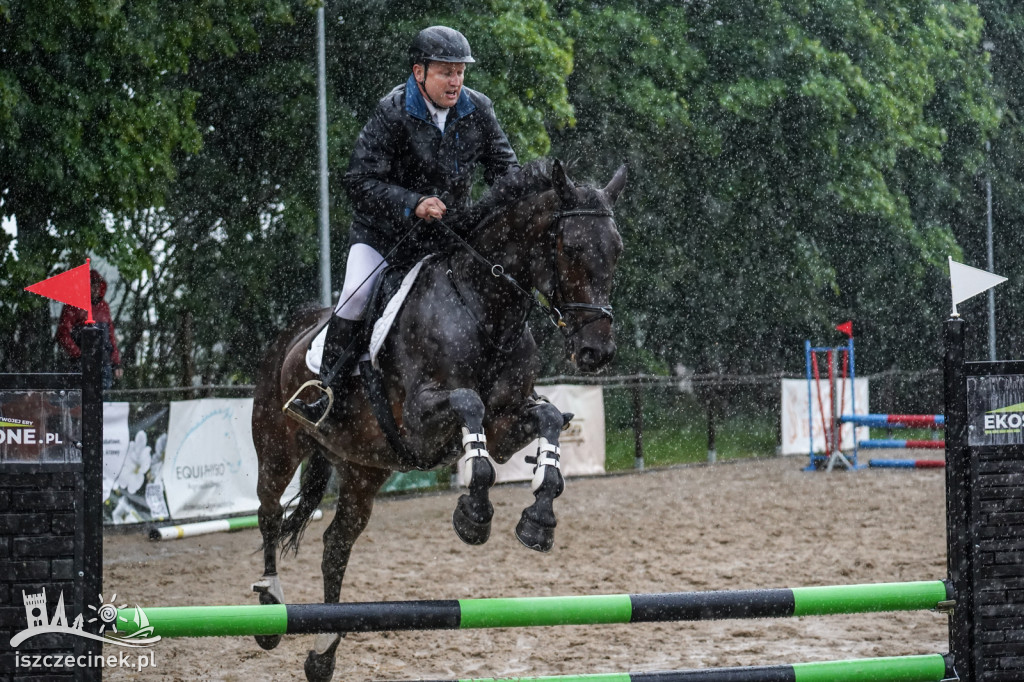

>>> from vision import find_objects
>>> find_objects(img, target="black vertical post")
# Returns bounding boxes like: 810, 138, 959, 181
79, 325, 104, 681
706, 399, 717, 464
631, 383, 644, 470
944, 316, 972, 681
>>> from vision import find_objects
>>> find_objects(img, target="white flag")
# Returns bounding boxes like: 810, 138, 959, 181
949, 256, 1007, 315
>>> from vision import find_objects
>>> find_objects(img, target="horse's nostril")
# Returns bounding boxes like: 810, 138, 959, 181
577, 348, 598, 368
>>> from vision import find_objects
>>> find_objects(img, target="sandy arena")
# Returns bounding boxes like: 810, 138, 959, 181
102, 455, 947, 681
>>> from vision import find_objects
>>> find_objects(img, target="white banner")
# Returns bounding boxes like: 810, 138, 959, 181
780, 378, 869, 455
161, 399, 299, 519
457, 385, 606, 484
102, 402, 131, 502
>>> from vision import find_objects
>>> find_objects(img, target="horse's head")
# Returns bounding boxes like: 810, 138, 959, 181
545, 160, 628, 373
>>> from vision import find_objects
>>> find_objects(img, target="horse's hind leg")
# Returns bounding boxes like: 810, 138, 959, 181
513, 401, 566, 552
304, 459, 391, 682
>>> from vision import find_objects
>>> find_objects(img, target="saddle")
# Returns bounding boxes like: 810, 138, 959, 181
361, 261, 426, 466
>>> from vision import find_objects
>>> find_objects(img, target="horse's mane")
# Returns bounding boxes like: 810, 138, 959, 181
459, 158, 554, 230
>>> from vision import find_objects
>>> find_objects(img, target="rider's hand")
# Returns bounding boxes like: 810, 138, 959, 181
415, 196, 447, 222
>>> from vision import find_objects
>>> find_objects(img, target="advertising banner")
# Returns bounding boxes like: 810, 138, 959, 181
161, 399, 298, 519
967, 374, 1024, 446
0, 388, 81, 464
102, 402, 130, 501
102, 402, 172, 525
780, 378, 869, 455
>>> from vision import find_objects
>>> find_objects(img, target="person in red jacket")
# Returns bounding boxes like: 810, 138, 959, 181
55, 269, 122, 388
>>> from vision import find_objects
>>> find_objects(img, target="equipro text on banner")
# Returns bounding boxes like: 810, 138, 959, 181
161, 398, 298, 519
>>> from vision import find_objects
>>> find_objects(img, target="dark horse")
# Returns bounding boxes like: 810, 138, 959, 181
251, 159, 626, 681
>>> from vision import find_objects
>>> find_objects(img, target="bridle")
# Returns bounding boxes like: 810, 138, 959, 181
546, 208, 616, 337
438, 204, 615, 348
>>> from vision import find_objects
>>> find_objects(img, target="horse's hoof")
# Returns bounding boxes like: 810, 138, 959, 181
252, 576, 284, 650
452, 498, 492, 545
254, 633, 282, 650
515, 514, 554, 553
304, 637, 341, 682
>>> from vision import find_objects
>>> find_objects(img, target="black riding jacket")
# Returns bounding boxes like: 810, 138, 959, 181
344, 74, 519, 262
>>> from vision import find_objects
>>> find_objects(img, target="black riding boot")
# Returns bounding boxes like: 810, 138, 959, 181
289, 316, 365, 427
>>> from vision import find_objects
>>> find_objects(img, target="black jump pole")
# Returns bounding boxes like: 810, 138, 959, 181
79, 324, 104, 682
943, 315, 972, 681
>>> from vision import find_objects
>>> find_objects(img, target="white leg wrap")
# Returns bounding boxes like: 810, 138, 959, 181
458, 427, 491, 488
251, 574, 285, 605
531, 439, 562, 493
314, 632, 341, 654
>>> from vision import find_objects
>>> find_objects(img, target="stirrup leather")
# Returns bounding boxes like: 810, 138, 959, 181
282, 380, 334, 430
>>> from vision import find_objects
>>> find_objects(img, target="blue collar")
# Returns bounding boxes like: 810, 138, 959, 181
405, 74, 476, 123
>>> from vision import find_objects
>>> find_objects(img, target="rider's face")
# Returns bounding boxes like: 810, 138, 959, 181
415, 61, 465, 109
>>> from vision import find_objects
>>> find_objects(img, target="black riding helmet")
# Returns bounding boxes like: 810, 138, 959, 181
408, 26, 476, 68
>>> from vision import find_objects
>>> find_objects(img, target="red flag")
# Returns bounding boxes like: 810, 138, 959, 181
835, 320, 853, 338
24, 259, 94, 323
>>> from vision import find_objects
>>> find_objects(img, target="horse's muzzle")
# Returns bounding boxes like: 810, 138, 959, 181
573, 341, 615, 373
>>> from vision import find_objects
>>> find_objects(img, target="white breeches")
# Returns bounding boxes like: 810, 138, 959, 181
334, 243, 388, 320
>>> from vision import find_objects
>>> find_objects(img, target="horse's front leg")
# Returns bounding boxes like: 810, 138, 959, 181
304, 459, 391, 682
489, 399, 566, 552
250, 427, 307, 651
404, 386, 495, 546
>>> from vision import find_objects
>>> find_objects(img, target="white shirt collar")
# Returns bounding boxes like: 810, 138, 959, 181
422, 96, 450, 132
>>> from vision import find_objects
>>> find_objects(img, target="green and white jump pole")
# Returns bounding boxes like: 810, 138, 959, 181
148, 509, 323, 541
385, 654, 953, 682
117, 581, 949, 638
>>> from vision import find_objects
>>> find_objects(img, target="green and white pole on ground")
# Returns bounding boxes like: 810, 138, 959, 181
383, 654, 953, 682
116, 580, 949, 638
148, 509, 323, 541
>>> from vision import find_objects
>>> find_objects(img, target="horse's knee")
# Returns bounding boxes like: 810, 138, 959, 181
449, 388, 485, 428
531, 400, 564, 438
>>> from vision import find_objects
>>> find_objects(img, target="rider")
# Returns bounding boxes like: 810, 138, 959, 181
289, 25, 520, 426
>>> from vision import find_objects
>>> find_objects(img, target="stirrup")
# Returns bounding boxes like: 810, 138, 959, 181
282, 380, 334, 430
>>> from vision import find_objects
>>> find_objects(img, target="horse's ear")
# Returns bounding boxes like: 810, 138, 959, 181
551, 159, 575, 204
604, 164, 628, 204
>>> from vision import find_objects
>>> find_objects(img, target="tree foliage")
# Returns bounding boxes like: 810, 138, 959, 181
555, 0, 996, 378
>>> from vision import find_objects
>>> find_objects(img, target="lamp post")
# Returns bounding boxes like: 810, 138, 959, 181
983, 38, 996, 360
316, 6, 332, 308
986, 139, 996, 361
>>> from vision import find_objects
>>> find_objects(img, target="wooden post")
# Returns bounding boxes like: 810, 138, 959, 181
707, 397, 717, 464
631, 381, 644, 470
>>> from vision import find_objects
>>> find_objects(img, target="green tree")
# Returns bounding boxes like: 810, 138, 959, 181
0, 0, 292, 371
552, 0, 997, 382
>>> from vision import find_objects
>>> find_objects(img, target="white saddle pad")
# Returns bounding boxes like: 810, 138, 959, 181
305, 258, 428, 375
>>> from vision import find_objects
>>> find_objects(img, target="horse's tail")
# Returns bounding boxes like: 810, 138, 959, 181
278, 449, 333, 556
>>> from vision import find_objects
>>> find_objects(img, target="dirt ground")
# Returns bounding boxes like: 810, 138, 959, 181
102, 454, 948, 681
